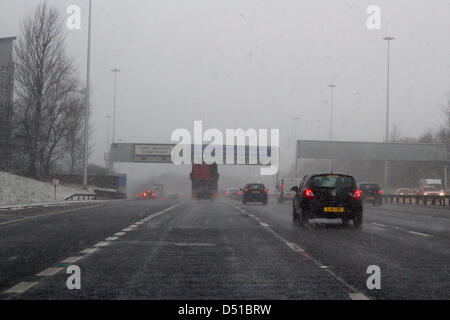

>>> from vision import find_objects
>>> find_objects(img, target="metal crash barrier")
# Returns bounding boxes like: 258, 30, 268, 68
383, 195, 450, 207
65, 194, 103, 201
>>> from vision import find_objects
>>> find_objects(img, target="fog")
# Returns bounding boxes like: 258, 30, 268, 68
1, 0, 449, 193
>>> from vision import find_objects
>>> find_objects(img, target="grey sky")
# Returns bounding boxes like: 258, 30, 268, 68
1, 0, 449, 174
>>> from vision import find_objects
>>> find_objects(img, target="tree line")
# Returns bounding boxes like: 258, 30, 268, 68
7, 3, 86, 179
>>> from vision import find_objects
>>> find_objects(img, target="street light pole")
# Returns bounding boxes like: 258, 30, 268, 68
105, 115, 111, 170
328, 84, 336, 172
82, 0, 92, 190
383, 36, 395, 191
111, 68, 120, 144
293, 117, 299, 177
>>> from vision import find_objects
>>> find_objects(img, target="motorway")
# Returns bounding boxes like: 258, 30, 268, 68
0, 199, 449, 300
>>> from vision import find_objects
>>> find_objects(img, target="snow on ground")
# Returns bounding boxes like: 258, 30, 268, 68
0, 171, 92, 206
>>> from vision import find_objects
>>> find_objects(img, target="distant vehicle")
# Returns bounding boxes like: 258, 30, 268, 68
291, 173, 363, 227
358, 182, 383, 206
418, 179, 445, 196
149, 184, 165, 200
190, 164, 219, 200
276, 178, 302, 203
395, 188, 416, 195
242, 183, 268, 205
225, 188, 242, 201
136, 191, 151, 200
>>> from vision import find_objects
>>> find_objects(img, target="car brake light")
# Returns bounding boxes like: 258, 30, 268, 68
245, 188, 249, 192
281, 184, 284, 189
264, 188, 268, 192
304, 188, 316, 199
352, 190, 362, 199
152, 193, 156, 197
378, 190, 382, 195
237, 191, 241, 195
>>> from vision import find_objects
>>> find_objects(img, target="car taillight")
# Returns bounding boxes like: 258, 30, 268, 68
378, 190, 382, 195
304, 188, 316, 199
245, 188, 249, 192
143, 193, 147, 197
264, 188, 268, 193
237, 191, 241, 195
352, 190, 362, 200
226, 192, 230, 195
281, 184, 284, 189
152, 193, 156, 197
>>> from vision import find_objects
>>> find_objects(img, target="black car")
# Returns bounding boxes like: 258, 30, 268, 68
242, 183, 268, 205
358, 182, 383, 206
291, 173, 363, 227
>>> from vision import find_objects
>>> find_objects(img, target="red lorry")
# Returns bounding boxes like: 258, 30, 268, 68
190, 164, 219, 200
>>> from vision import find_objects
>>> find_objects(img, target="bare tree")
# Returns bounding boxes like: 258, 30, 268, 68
14, 3, 77, 178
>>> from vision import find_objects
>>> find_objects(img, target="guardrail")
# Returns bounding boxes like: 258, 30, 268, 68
65, 194, 104, 201
383, 194, 450, 207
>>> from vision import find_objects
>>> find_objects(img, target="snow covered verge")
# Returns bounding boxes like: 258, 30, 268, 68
0, 171, 93, 206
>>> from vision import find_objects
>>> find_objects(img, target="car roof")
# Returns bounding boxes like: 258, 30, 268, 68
307, 173, 355, 178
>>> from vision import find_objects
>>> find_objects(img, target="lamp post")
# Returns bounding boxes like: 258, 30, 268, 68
105, 115, 111, 171
293, 116, 299, 177
82, 0, 92, 190
383, 36, 395, 191
111, 68, 120, 144
328, 84, 336, 172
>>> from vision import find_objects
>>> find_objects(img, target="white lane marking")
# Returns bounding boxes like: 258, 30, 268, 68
114, 232, 125, 236
260, 222, 270, 228
0, 204, 103, 227
349, 292, 370, 300
105, 237, 118, 241
135, 222, 144, 225
371, 222, 433, 238
61, 256, 83, 263
287, 242, 305, 252
408, 231, 432, 237
129, 225, 139, 228
371, 223, 387, 227
4, 282, 38, 294
122, 228, 134, 232
36, 267, 63, 276
234, 204, 371, 300
80, 248, 98, 254
94, 241, 110, 247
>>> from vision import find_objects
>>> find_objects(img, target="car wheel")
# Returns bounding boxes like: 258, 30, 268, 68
353, 213, 363, 228
300, 208, 310, 226
292, 203, 299, 222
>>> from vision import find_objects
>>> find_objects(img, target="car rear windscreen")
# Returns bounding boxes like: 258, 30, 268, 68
310, 175, 355, 189
360, 184, 380, 190
248, 184, 264, 191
